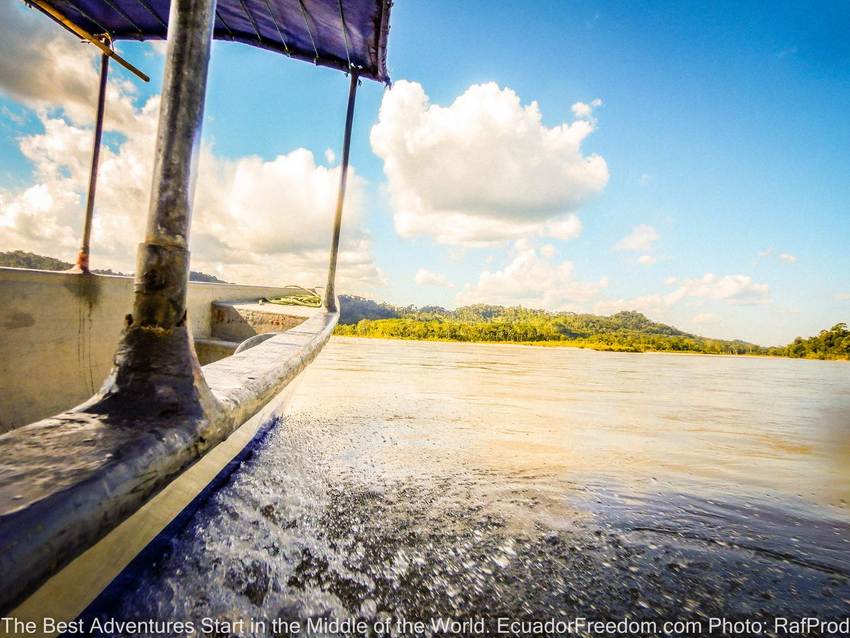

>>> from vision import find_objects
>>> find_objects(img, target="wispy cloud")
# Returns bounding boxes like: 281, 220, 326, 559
571, 98, 603, 120
691, 313, 720, 326
0, 105, 26, 126
758, 248, 799, 265
415, 268, 453, 288
666, 274, 770, 305
777, 46, 798, 59
596, 273, 771, 319
614, 224, 659, 252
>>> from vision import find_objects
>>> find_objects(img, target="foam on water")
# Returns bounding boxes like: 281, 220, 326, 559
91, 338, 850, 635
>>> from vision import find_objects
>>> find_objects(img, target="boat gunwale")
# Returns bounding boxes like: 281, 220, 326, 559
0, 304, 339, 614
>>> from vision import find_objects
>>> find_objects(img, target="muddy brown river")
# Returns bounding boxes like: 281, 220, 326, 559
86, 338, 850, 636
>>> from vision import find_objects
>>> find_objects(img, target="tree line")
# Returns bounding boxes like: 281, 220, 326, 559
337, 295, 849, 359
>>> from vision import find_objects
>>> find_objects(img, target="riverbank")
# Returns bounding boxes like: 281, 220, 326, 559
332, 330, 850, 360
335, 301, 850, 360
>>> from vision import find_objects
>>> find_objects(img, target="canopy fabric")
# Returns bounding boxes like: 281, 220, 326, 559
39, 0, 391, 83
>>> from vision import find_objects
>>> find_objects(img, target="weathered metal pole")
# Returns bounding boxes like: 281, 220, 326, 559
105, 0, 219, 417
75, 52, 109, 273
133, 0, 216, 331
323, 72, 359, 312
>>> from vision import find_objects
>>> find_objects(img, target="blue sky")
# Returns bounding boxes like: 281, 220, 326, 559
0, 1, 848, 345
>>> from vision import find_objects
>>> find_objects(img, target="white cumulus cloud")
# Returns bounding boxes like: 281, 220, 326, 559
0, 16, 383, 293
457, 244, 607, 309
542, 214, 583, 240
0, 3, 142, 133
0, 112, 383, 290
370, 81, 609, 246
193, 148, 384, 289
415, 268, 453, 288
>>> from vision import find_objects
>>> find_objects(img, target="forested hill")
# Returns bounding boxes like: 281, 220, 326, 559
337, 295, 849, 359
0, 250, 226, 283
337, 295, 760, 355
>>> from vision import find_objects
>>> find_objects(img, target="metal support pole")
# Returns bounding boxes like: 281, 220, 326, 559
103, 0, 219, 419
75, 52, 109, 273
26, 0, 150, 82
132, 0, 217, 330
324, 72, 359, 312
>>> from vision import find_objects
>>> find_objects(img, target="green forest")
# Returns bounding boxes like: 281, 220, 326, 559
337, 295, 850, 360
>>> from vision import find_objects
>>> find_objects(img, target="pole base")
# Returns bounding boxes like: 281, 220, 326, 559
95, 324, 219, 422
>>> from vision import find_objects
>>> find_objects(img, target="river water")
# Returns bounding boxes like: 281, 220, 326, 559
103, 337, 850, 636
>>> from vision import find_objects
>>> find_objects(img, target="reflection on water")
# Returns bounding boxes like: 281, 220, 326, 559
100, 338, 850, 634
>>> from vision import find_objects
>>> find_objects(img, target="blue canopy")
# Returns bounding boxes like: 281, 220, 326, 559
38, 0, 391, 83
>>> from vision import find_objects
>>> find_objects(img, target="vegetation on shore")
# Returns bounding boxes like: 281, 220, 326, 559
337, 295, 849, 359
0, 250, 226, 283
781, 322, 850, 360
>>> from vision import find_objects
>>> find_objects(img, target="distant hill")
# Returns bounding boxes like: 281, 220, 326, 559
0, 250, 227, 283
338, 294, 401, 324
0, 251, 81, 272
187, 270, 227, 283
337, 295, 847, 359
336, 294, 756, 354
